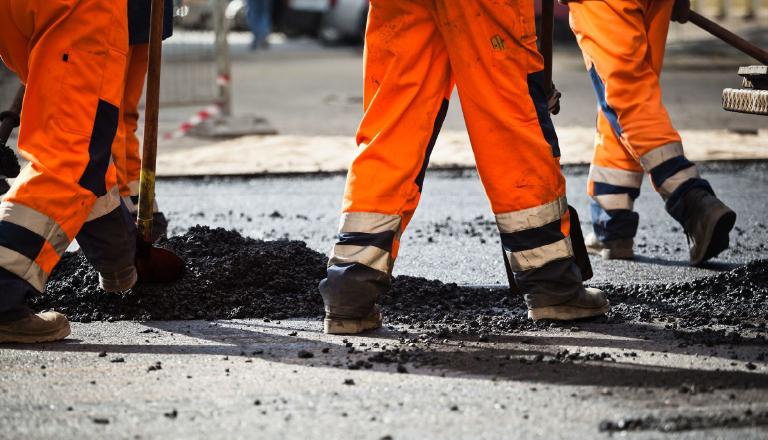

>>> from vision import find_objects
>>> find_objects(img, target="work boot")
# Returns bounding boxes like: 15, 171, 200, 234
585, 232, 634, 260
682, 188, 736, 266
99, 265, 138, 292
0, 311, 71, 343
527, 287, 610, 321
324, 304, 383, 335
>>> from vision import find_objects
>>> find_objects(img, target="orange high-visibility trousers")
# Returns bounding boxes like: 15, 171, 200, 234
569, 0, 712, 240
113, 44, 148, 200
320, 0, 585, 314
0, 0, 134, 322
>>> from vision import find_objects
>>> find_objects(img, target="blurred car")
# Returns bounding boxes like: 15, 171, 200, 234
318, 0, 368, 46
174, 0, 214, 30
226, 0, 333, 36
225, 0, 250, 31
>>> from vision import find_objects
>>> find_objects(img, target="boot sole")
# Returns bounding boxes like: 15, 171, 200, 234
0, 322, 71, 344
586, 246, 634, 260
692, 210, 737, 266
528, 301, 611, 321
324, 313, 383, 335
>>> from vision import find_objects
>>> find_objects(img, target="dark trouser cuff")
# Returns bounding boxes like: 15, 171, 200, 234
665, 178, 714, 225
76, 199, 137, 274
590, 201, 639, 241
0, 267, 36, 324
515, 256, 583, 309
319, 263, 390, 318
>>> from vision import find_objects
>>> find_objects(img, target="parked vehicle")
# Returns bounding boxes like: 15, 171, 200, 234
173, 0, 214, 30
225, 0, 250, 31
275, 0, 331, 37
318, 0, 368, 46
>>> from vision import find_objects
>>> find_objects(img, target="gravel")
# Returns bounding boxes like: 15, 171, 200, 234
30, 226, 768, 347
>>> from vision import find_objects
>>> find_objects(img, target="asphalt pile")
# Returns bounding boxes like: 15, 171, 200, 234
31, 227, 768, 341
36, 226, 328, 322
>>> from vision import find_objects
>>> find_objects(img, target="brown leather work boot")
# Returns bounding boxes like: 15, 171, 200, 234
683, 188, 736, 266
324, 304, 383, 335
0, 311, 71, 343
585, 232, 635, 260
528, 287, 610, 321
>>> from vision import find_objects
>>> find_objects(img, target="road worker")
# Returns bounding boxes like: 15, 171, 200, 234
113, 0, 173, 241
319, 0, 610, 335
564, 0, 736, 264
0, 0, 138, 343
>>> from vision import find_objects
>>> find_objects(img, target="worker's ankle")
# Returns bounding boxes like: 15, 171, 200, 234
99, 264, 138, 292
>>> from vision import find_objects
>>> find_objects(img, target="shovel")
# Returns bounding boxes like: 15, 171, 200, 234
134, 0, 184, 283
688, 11, 768, 65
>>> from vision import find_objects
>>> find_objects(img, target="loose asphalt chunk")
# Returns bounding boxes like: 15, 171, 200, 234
30, 226, 768, 346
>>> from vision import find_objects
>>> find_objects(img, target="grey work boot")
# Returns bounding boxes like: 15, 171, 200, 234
324, 304, 383, 335
99, 265, 138, 292
0, 311, 71, 343
585, 232, 634, 260
683, 188, 736, 266
527, 287, 610, 321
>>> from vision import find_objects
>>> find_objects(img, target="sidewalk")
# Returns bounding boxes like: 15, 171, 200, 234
156, 128, 768, 176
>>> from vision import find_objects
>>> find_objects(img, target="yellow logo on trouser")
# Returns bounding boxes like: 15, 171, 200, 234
491, 35, 507, 50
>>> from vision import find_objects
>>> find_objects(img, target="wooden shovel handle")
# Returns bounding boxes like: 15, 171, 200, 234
689, 11, 768, 65
138, 0, 165, 244
541, 0, 555, 94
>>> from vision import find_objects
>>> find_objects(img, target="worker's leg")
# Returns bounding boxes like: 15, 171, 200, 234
570, 0, 734, 264
569, 0, 711, 223
113, 46, 136, 200
114, 43, 148, 209
583, 0, 668, 254
112, 43, 167, 240
587, 105, 644, 247
319, 0, 454, 330
435, 0, 607, 316
123, 44, 148, 203
0, 0, 133, 323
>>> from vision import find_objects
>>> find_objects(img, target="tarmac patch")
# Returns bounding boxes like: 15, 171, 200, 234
32, 226, 768, 347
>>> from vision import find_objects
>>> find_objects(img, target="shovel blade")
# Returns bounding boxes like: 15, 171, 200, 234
135, 244, 184, 284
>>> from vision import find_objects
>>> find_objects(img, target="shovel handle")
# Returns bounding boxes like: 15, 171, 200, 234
541, 0, 555, 94
689, 11, 768, 65
138, 0, 165, 244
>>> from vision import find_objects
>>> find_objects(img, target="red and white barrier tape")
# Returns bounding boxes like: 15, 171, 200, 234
216, 74, 231, 86
161, 103, 221, 141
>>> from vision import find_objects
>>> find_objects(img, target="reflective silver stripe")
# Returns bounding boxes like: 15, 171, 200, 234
639, 142, 684, 171
86, 185, 121, 222
495, 196, 568, 233
505, 236, 574, 272
329, 244, 393, 274
0, 246, 48, 292
659, 166, 701, 200
339, 212, 401, 236
0, 202, 70, 256
588, 165, 643, 189
593, 194, 634, 211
